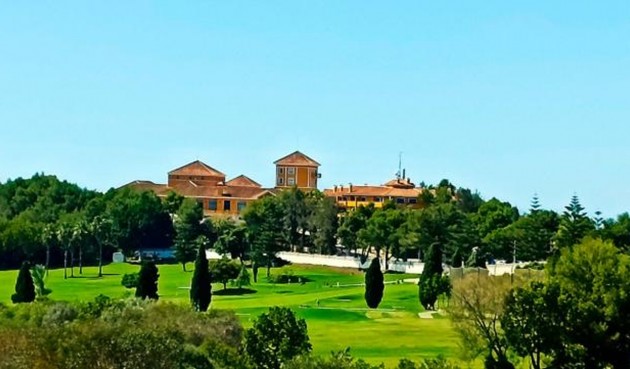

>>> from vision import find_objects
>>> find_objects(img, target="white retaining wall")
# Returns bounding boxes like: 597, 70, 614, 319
208, 250, 526, 276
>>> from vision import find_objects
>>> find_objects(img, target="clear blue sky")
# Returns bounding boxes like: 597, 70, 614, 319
1, 2, 629, 217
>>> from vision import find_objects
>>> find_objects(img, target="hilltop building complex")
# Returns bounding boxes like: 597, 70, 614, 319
123, 150, 422, 216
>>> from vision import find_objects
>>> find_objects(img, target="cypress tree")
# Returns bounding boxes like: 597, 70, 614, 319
364, 258, 384, 309
451, 247, 463, 268
419, 243, 444, 310
11, 261, 36, 303
135, 261, 159, 300
190, 242, 211, 311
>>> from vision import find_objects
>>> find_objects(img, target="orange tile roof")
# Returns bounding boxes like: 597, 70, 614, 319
225, 175, 262, 187
274, 151, 320, 167
171, 183, 271, 200
168, 160, 225, 177
324, 185, 422, 198
383, 177, 416, 189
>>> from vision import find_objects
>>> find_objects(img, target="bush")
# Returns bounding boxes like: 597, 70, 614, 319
11, 262, 35, 304
244, 307, 311, 369
121, 273, 139, 289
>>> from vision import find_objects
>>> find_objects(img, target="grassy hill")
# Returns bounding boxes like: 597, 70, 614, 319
0, 262, 462, 367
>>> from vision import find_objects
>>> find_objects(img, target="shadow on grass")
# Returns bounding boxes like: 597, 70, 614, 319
213, 288, 257, 296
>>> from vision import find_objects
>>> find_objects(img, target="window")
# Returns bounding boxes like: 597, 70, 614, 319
278, 177, 284, 185
208, 200, 217, 211
237, 201, 247, 212
224, 200, 231, 211
409, 198, 417, 204
287, 167, 295, 175
278, 167, 284, 175
359, 197, 366, 201
374, 197, 382, 202
396, 197, 405, 204
288, 177, 295, 186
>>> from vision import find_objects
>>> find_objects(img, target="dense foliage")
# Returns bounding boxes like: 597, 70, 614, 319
135, 261, 159, 300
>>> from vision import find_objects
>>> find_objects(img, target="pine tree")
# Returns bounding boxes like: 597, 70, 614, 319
190, 242, 211, 311
11, 261, 36, 303
364, 258, 384, 309
135, 261, 159, 300
556, 195, 594, 248
530, 194, 541, 213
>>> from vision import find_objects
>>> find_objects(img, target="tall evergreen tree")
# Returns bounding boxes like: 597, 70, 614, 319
364, 258, 384, 308
190, 241, 211, 311
530, 194, 541, 213
135, 261, 159, 300
419, 243, 445, 310
556, 195, 594, 249
11, 261, 36, 303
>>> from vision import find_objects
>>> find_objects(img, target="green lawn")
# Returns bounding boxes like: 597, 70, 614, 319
0, 262, 464, 368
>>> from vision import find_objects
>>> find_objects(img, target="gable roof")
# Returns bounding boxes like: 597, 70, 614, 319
226, 175, 262, 188
274, 151, 320, 167
168, 160, 225, 177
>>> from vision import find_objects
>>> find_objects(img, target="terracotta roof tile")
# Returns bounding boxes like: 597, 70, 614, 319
274, 151, 320, 167
168, 160, 225, 177
324, 185, 422, 198
225, 175, 262, 188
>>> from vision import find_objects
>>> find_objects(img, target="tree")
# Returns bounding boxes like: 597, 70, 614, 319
501, 282, 562, 369
419, 243, 450, 311
451, 247, 463, 267
244, 307, 311, 369
135, 261, 159, 300
173, 199, 210, 272
31, 264, 52, 298
234, 265, 251, 290
211, 257, 241, 290
601, 212, 630, 252
364, 258, 384, 309
56, 222, 73, 279
358, 207, 406, 268
337, 204, 374, 257
555, 194, 594, 249
448, 273, 517, 367
243, 196, 287, 277
309, 197, 339, 255
11, 261, 35, 303
279, 187, 310, 252
214, 219, 249, 262
90, 215, 113, 278
546, 238, 630, 368
190, 241, 211, 312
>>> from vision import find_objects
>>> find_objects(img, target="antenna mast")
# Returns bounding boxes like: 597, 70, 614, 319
396, 152, 402, 179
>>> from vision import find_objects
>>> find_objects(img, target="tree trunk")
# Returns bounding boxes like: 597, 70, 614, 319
266, 257, 271, 277
385, 247, 390, 270
98, 242, 103, 278
182, 262, 186, 272
79, 245, 83, 275
63, 250, 68, 280
223, 282, 227, 290
70, 249, 75, 278
45, 245, 50, 276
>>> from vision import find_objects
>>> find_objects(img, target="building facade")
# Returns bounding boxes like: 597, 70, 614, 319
323, 176, 423, 210
123, 151, 320, 217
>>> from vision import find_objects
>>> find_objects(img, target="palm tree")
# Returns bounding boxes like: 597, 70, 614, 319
56, 223, 73, 280
41, 224, 56, 276
71, 220, 88, 275
90, 216, 112, 278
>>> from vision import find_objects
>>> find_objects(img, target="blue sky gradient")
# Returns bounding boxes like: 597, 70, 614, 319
1, 2, 629, 216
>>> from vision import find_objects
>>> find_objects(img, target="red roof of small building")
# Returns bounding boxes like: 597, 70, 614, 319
274, 151, 320, 167
168, 160, 225, 177
225, 175, 262, 188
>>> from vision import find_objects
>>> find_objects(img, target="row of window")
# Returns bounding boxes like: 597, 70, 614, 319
277, 167, 296, 175
277, 177, 295, 186
206, 199, 247, 212
337, 196, 418, 204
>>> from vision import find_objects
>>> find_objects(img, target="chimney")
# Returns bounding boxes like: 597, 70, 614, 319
349, 183, 353, 192
403, 169, 406, 179
333, 185, 338, 192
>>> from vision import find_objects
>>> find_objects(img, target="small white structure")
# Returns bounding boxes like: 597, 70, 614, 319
112, 252, 125, 263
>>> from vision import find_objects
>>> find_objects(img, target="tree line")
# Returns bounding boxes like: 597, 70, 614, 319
2, 174, 630, 275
